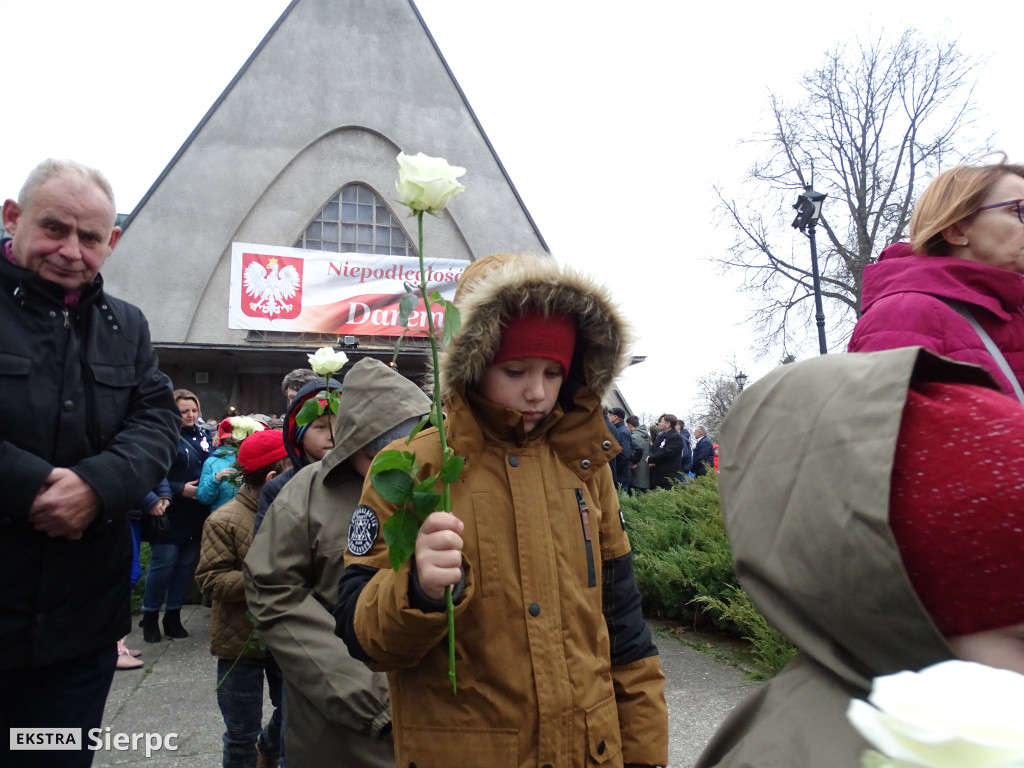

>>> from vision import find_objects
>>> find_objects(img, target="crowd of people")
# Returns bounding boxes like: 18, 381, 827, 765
6, 152, 1024, 768
605, 409, 717, 495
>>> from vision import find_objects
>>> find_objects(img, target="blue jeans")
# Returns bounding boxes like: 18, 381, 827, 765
141, 540, 199, 612
215, 656, 283, 768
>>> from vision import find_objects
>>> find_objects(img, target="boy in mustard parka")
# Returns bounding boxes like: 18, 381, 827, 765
336, 254, 668, 768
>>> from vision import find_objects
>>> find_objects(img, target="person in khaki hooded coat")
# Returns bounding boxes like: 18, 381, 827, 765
335, 254, 668, 768
695, 346, 1012, 768
243, 358, 431, 768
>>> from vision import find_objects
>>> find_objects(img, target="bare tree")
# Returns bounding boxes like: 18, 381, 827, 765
691, 372, 743, 439
716, 29, 985, 356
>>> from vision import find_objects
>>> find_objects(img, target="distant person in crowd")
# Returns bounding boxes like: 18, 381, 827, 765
335, 254, 668, 768
118, 482, 172, 671
712, 443, 720, 473
140, 389, 212, 643
626, 414, 651, 494
648, 413, 683, 490
245, 359, 431, 768
676, 419, 693, 476
691, 425, 714, 477
281, 368, 318, 405
696, 347, 1024, 767
197, 417, 262, 512
0, 158, 179, 768
197, 429, 290, 768
253, 376, 341, 536
849, 156, 1024, 399
608, 406, 633, 493
603, 409, 620, 487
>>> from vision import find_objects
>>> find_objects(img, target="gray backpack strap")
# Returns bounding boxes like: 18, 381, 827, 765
943, 299, 1024, 404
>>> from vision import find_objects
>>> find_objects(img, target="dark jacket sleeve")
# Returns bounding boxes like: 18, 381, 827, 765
335, 563, 380, 662
692, 439, 714, 476
71, 308, 179, 523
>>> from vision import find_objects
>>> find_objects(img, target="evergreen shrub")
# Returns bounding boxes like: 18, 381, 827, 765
622, 474, 795, 674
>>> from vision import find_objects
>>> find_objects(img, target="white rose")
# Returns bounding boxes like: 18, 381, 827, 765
230, 416, 264, 441
847, 660, 1024, 768
307, 347, 348, 376
395, 152, 466, 213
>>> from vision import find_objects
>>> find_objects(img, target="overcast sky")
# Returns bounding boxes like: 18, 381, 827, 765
2, 0, 1022, 421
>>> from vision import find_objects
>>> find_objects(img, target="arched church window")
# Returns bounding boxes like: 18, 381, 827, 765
293, 183, 414, 256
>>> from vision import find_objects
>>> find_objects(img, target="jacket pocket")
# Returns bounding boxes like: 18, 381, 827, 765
399, 725, 517, 768
585, 695, 623, 765
89, 361, 138, 446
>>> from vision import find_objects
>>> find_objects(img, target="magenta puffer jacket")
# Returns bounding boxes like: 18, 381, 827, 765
848, 242, 1024, 397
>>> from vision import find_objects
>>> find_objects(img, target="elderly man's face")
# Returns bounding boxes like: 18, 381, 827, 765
2, 174, 119, 292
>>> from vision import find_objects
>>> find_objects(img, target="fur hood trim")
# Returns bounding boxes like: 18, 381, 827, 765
440, 255, 632, 402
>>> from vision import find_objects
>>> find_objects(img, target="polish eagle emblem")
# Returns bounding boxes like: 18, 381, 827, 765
243, 257, 301, 317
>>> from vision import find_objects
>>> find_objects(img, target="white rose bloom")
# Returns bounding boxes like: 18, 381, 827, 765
847, 660, 1024, 768
395, 152, 466, 213
307, 347, 348, 376
231, 416, 264, 441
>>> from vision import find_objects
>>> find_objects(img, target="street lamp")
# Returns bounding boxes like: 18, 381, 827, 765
734, 371, 748, 391
792, 185, 828, 355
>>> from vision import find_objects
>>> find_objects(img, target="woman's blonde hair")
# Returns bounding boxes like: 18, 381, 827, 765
910, 153, 1024, 257
173, 388, 201, 416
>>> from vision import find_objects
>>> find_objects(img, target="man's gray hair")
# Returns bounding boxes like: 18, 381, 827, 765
361, 415, 426, 456
281, 368, 317, 396
20, 159, 116, 216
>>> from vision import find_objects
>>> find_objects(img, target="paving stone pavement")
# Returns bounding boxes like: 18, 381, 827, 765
95, 607, 760, 767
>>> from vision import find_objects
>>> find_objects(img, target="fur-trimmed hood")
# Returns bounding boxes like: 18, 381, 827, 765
439, 255, 632, 403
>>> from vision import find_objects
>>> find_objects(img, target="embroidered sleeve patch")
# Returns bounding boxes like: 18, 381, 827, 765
347, 505, 380, 556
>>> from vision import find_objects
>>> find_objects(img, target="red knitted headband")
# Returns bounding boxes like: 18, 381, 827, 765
890, 381, 1024, 637
492, 313, 576, 373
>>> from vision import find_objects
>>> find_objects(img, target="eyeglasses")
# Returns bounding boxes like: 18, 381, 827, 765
975, 199, 1024, 224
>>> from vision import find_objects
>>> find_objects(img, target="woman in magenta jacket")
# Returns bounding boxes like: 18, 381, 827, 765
849, 157, 1024, 398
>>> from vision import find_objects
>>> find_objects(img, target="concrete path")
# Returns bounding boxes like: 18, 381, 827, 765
95, 607, 759, 767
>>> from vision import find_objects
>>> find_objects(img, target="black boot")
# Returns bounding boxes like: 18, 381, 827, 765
162, 609, 188, 639
139, 611, 162, 643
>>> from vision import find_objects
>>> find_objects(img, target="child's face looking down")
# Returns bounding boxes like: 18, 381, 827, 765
480, 357, 564, 433
302, 414, 335, 462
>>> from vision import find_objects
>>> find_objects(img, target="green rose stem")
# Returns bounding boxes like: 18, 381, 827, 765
413, 208, 457, 694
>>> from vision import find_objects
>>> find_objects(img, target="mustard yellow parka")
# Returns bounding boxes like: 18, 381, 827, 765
337, 255, 668, 768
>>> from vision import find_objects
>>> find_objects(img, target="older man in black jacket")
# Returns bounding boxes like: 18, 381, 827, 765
0, 159, 178, 768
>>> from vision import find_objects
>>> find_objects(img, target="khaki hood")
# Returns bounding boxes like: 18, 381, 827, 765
720, 347, 997, 690
320, 358, 432, 481
439, 254, 632, 403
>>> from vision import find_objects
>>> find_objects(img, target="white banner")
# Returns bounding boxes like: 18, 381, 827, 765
228, 243, 466, 336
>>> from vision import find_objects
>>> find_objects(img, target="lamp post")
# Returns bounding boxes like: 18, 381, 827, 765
792, 186, 828, 355
734, 371, 748, 391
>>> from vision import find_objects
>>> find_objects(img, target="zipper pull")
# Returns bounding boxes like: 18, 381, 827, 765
62, 309, 71, 329
575, 489, 597, 588
574, 489, 592, 541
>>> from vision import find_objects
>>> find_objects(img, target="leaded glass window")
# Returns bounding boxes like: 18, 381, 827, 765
294, 184, 414, 256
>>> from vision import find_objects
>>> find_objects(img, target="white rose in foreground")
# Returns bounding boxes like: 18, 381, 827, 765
307, 347, 348, 376
395, 152, 466, 213
847, 660, 1024, 768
